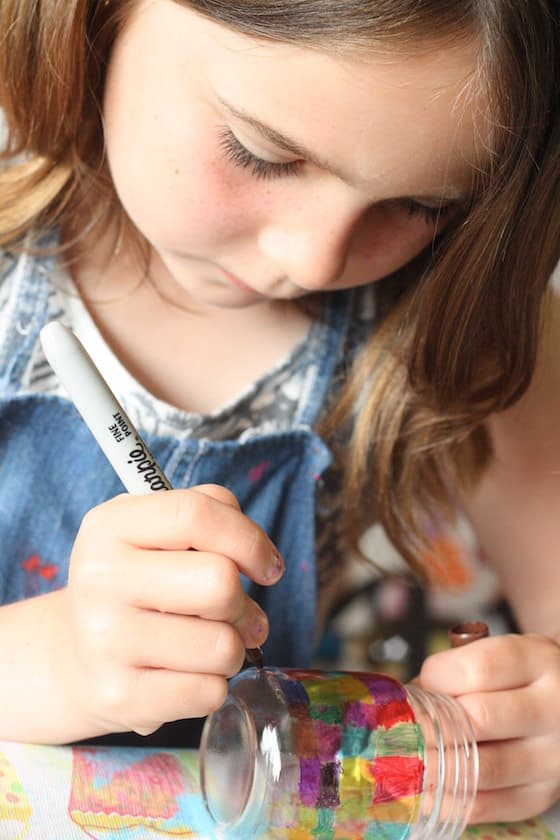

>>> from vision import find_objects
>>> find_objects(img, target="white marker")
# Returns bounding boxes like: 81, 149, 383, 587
40, 321, 172, 494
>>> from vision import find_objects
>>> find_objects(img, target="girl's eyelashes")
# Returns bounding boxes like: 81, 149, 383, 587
219, 127, 302, 181
405, 199, 456, 226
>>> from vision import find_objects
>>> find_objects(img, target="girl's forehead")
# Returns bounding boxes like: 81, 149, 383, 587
114, 1, 488, 195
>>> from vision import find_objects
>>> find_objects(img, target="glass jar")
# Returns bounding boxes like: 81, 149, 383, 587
200, 667, 478, 839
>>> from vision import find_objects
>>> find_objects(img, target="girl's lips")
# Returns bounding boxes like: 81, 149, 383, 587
220, 267, 265, 296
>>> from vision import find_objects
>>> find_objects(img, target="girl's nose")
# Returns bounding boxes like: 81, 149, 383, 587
257, 198, 367, 291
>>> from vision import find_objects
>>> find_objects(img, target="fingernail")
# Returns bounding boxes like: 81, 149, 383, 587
247, 602, 269, 644
251, 617, 268, 644
264, 550, 284, 582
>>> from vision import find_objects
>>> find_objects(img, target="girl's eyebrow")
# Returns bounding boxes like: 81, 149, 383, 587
218, 95, 352, 180
218, 96, 467, 203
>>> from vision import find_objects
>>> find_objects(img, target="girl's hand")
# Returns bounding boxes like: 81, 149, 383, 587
415, 633, 560, 823
59, 485, 282, 737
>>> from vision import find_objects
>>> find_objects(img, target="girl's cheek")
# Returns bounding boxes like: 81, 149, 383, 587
352, 208, 434, 264
176, 141, 252, 208
153, 162, 256, 245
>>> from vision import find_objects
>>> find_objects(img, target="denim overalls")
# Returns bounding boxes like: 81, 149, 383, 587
0, 248, 353, 678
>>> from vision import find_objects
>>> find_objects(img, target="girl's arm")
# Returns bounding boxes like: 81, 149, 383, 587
0, 485, 280, 744
461, 291, 560, 637
0, 589, 96, 744
415, 295, 560, 823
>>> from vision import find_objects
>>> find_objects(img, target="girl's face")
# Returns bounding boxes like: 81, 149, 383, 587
103, 0, 486, 309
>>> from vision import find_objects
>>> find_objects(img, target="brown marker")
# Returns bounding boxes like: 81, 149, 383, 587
245, 646, 264, 669
449, 621, 489, 648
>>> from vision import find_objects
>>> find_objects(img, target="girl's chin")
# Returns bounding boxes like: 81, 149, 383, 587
155, 275, 271, 311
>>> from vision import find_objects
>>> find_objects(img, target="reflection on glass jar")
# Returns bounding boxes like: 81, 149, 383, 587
200, 667, 478, 839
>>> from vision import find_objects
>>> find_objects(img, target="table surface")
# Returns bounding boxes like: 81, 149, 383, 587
1, 741, 558, 839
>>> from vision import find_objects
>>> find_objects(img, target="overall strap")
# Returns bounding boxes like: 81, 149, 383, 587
294, 290, 354, 428
0, 243, 56, 390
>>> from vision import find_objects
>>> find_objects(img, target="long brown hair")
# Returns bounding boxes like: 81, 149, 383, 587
1, 1, 559, 578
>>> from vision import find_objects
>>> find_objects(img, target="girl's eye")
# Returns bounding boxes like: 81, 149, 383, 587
219, 127, 302, 181
405, 199, 455, 226
218, 128, 460, 220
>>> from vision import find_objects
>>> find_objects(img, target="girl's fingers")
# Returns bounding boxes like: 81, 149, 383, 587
457, 684, 558, 741
418, 634, 560, 695
106, 608, 265, 673
132, 613, 247, 675
470, 780, 560, 825
477, 735, 560, 791
186, 484, 242, 509
77, 487, 284, 586
93, 667, 229, 735
80, 488, 282, 584
80, 545, 261, 625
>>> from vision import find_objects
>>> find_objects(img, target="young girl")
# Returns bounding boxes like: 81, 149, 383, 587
0, 0, 559, 825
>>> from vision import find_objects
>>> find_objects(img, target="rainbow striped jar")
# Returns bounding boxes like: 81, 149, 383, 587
200, 668, 478, 839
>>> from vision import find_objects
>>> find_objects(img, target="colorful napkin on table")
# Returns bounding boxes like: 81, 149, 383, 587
0, 741, 557, 839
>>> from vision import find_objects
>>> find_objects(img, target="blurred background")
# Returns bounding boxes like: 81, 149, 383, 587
314, 515, 515, 682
